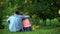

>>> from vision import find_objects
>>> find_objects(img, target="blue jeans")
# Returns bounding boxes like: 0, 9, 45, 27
23, 26, 32, 32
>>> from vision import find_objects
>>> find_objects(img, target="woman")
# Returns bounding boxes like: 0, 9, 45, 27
22, 16, 32, 31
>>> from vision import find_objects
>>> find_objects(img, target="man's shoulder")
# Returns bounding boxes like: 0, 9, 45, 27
18, 15, 23, 17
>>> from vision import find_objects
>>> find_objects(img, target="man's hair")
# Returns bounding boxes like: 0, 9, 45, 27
14, 10, 20, 15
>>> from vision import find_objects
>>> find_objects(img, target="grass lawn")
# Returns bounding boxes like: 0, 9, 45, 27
0, 26, 60, 34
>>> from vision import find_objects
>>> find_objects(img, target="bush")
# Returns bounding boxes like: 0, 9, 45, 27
39, 19, 43, 25
30, 18, 59, 26
53, 18, 59, 26
46, 19, 51, 26
51, 18, 59, 26
51, 19, 54, 26
30, 18, 39, 26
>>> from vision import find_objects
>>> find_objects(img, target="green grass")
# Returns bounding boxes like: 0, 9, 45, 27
0, 25, 60, 34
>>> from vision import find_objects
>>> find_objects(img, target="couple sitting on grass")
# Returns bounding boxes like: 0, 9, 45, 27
7, 10, 32, 32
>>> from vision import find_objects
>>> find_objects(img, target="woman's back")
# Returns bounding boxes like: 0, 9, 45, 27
22, 18, 31, 27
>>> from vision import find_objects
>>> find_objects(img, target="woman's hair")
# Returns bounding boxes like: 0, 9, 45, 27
14, 10, 20, 15
20, 12, 24, 15
14, 10, 24, 15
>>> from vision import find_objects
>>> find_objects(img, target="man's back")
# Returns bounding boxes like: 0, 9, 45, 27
7, 15, 23, 32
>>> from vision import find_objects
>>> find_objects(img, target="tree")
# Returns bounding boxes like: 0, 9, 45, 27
0, 0, 59, 27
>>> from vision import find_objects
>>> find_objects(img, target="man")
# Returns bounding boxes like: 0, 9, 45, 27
7, 10, 29, 32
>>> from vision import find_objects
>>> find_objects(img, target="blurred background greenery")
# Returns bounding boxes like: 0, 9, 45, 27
0, 0, 60, 34
0, 0, 60, 26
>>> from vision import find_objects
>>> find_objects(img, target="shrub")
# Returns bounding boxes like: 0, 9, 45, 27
39, 19, 43, 25
51, 18, 59, 26
53, 18, 59, 26
46, 19, 51, 26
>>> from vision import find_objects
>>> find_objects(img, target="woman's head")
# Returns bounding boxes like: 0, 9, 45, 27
14, 10, 20, 15
14, 10, 24, 15
19, 12, 24, 15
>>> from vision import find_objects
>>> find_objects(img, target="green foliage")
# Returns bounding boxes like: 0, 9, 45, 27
53, 18, 59, 25
39, 19, 43, 25
0, 0, 60, 26
51, 19, 54, 26
0, 0, 59, 18
30, 18, 40, 26
46, 19, 51, 26
51, 18, 59, 26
